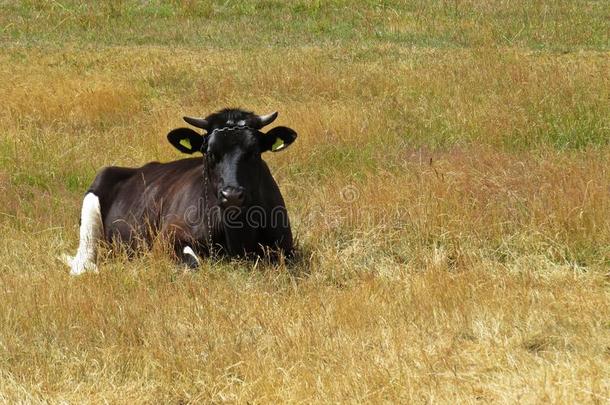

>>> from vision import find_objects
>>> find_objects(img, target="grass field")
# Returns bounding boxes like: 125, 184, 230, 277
1, 0, 609, 402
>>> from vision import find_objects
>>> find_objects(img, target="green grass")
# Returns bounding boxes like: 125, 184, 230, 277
2, 0, 608, 50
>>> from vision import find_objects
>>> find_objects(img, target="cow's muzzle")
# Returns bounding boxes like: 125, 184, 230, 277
219, 186, 245, 208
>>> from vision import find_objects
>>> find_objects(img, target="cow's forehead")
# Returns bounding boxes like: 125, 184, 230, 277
209, 129, 257, 151
206, 109, 257, 127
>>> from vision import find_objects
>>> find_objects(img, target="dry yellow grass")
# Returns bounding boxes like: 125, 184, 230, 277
1, 1, 609, 403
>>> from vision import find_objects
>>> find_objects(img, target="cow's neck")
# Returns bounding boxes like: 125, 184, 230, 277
206, 206, 260, 256
223, 219, 259, 255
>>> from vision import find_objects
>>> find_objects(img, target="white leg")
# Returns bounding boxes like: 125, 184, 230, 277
182, 245, 201, 267
63, 193, 103, 275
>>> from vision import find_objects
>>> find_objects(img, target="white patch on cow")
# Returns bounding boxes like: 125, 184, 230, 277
183, 246, 201, 266
237, 120, 246, 126
64, 192, 102, 276
226, 119, 234, 125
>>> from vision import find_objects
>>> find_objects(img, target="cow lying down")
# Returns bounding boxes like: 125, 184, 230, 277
63, 108, 297, 275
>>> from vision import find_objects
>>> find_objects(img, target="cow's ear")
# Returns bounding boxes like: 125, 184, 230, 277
260, 126, 297, 152
167, 128, 205, 154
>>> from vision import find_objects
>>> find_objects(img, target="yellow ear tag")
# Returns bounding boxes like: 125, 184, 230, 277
179, 138, 192, 149
271, 138, 285, 151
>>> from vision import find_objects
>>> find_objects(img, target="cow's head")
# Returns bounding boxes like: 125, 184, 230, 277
167, 108, 297, 208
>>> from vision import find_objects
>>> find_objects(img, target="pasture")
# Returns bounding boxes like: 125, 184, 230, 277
0, 0, 609, 402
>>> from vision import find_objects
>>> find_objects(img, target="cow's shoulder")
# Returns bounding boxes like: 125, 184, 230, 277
139, 157, 203, 174
138, 158, 204, 188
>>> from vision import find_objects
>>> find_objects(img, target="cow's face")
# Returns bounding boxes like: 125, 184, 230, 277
167, 109, 297, 209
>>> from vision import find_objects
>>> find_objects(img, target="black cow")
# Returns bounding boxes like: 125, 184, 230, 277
63, 108, 297, 275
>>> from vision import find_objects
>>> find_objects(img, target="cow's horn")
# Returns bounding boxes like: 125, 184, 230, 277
183, 116, 209, 129
258, 111, 278, 127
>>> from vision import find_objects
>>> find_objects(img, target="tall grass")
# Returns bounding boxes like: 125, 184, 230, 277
0, 1, 609, 402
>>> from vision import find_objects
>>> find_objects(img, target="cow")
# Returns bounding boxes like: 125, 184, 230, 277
63, 108, 297, 275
